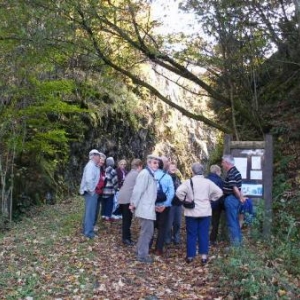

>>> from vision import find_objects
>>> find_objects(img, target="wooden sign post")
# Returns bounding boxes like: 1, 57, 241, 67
224, 134, 273, 238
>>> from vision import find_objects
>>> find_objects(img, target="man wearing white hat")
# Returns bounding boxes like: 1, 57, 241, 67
79, 149, 102, 238
129, 154, 160, 263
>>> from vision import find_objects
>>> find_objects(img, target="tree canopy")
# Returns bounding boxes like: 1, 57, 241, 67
1, 0, 300, 217
1, 1, 299, 136
1, 0, 299, 137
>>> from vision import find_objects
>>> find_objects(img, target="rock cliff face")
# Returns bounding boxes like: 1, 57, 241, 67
142, 65, 220, 175
67, 110, 156, 192
67, 67, 219, 192
4, 67, 219, 211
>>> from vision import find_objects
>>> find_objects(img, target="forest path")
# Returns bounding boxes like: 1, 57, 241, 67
0, 197, 224, 299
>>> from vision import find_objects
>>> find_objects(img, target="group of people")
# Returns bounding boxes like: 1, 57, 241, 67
79, 150, 248, 264
79, 150, 127, 238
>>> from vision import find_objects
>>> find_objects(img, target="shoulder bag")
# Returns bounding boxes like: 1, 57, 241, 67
183, 178, 195, 209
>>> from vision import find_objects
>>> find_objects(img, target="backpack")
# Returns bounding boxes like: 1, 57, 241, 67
145, 168, 167, 204
239, 198, 254, 224
156, 173, 167, 204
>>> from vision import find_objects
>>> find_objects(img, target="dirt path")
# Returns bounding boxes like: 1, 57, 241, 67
0, 197, 223, 299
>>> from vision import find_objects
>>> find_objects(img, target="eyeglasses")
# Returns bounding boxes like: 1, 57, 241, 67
152, 161, 159, 165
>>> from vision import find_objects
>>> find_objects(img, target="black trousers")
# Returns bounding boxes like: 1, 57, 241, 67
154, 207, 170, 251
119, 203, 133, 241
210, 208, 222, 242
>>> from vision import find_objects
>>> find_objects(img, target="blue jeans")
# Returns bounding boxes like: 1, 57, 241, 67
166, 205, 182, 244
83, 192, 98, 238
101, 195, 114, 218
185, 216, 211, 258
224, 194, 242, 246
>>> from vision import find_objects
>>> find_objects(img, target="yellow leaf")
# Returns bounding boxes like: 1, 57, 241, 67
278, 289, 286, 296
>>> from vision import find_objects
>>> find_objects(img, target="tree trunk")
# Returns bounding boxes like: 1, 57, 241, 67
295, 0, 300, 38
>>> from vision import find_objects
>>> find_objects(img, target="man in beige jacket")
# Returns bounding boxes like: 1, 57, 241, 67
129, 154, 160, 263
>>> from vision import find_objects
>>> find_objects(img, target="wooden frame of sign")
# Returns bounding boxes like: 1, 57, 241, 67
224, 134, 273, 238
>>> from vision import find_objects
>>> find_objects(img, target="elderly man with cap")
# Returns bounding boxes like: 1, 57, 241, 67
129, 154, 160, 263
79, 149, 102, 239
176, 162, 223, 264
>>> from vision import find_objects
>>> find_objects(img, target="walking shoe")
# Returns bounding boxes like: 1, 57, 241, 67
137, 256, 153, 263
84, 234, 98, 239
111, 214, 122, 220
185, 257, 194, 263
210, 240, 217, 247
123, 239, 135, 246
201, 258, 208, 265
104, 217, 116, 222
154, 249, 163, 256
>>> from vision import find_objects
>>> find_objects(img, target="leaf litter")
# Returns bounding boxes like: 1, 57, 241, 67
0, 197, 222, 299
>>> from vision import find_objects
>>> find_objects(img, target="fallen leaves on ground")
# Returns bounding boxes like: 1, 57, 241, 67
0, 197, 223, 299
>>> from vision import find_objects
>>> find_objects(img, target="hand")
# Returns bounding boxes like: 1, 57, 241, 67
240, 196, 246, 203
129, 204, 135, 212
155, 206, 165, 213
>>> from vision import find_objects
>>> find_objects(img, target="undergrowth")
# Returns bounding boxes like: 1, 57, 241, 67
214, 168, 300, 299
215, 241, 299, 299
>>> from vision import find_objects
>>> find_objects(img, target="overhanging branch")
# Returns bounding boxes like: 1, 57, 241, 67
75, 11, 232, 133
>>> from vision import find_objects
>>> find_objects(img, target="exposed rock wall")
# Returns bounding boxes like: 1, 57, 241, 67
141, 65, 220, 175
67, 67, 220, 193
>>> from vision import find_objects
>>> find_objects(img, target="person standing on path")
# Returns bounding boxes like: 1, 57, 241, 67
112, 159, 129, 219
207, 164, 224, 246
79, 149, 102, 239
118, 158, 143, 246
165, 162, 183, 245
176, 163, 223, 264
152, 156, 175, 256
101, 157, 118, 221
94, 153, 107, 229
129, 154, 160, 263
222, 154, 245, 246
